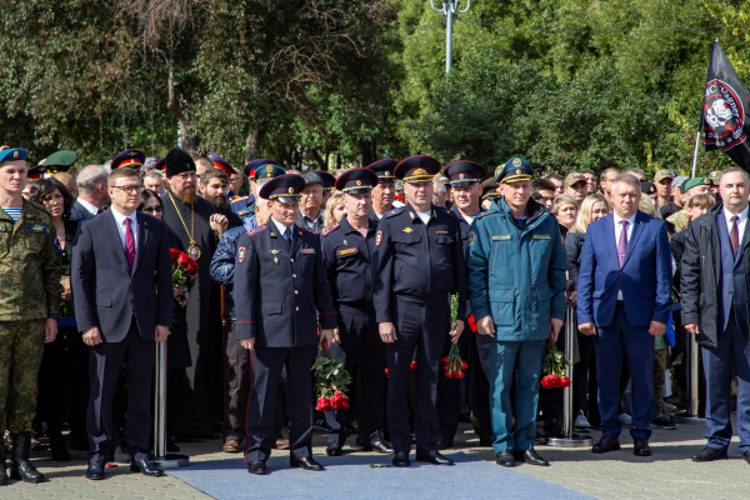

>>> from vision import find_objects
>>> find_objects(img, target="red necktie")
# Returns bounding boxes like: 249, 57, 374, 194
730, 215, 740, 254
618, 220, 629, 267
123, 218, 135, 270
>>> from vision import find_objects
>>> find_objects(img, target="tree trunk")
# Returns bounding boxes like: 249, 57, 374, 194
155, 47, 198, 151
359, 140, 375, 168
244, 125, 260, 163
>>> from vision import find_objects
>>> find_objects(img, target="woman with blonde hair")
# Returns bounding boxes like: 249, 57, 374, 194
323, 191, 346, 229
553, 194, 578, 237
565, 192, 611, 432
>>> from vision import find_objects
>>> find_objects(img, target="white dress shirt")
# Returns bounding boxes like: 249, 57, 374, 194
110, 208, 139, 260
613, 212, 636, 300
77, 198, 100, 216
723, 205, 749, 248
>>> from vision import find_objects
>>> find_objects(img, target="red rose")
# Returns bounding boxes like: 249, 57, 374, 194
559, 376, 572, 388
315, 397, 332, 412
468, 314, 478, 333
460, 361, 468, 370
177, 253, 190, 266
384, 368, 389, 376
331, 391, 349, 411
455, 371, 465, 379
410, 361, 417, 371
186, 260, 199, 275
444, 368, 453, 378
169, 248, 181, 260
542, 374, 561, 390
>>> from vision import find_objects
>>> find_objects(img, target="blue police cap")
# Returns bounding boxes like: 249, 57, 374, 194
0, 148, 28, 165
367, 159, 398, 183
244, 159, 282, 178
154, 157, 166, 172
394, 155, 441, 183
207, 152, 236, 176
112, 149, 146, 170
253, 162, 286, 181
27, 165, 46, 180
496, 157, 534, 184
444, 160, 487, 187
259, 174, 306, 203
336, 168, 378, 195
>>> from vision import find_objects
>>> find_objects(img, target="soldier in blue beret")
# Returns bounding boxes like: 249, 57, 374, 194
320, 168, 393, 457
436, 160, 493, 449
466, 157, 567, 467
367, 159, 398, 222
374, 155, 467, 467
234, 174, 338, 475
111, 149, 146, 170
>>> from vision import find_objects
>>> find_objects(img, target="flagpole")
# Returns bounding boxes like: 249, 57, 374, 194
691, 130, 701, 178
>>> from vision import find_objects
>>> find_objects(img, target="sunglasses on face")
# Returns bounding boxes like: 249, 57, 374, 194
142, 206, 164, 214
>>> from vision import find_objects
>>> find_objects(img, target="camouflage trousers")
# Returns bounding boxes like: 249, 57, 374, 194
653, 347, 668, 416
0, 319, 45, 433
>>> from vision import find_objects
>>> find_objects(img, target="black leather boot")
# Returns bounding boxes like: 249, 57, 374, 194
10, 432, 44, 483
0, 440, 7, 486
48, 425, 71, 462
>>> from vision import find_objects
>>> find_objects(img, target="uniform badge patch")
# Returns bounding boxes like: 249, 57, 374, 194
376, 230, 383, 246
26, 225, 49, 233
402, 227, 414, 234
533, 234, 551, 240
435, 230, 449, 235
301, 248, 315, 255
492, 235, 511, 241
238, 246, 247, 263
337, 247, 358, 257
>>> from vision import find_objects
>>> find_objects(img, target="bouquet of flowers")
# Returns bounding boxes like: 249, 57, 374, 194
311, 337, 352, 412
170, 248, 198, 307
443, 343, 468, 379
541, 343, 572, 389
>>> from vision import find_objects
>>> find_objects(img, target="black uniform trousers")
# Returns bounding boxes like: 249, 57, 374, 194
224, 319, 251, 442
87, 318, 155, 460
385, 295, 449, 454
436, 331, 469, 443
471, 330, 493, 442
325, 305, 386, 446
245, 345, 316, 462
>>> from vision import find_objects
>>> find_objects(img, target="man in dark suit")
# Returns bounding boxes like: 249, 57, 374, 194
578, 173, 672, 457
70, 166, 110, 223
682, 167, 750, 464
234, 174, 338, 475
72, 167, 173, 480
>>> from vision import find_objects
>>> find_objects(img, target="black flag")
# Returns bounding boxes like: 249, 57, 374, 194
701, 40, 750, 170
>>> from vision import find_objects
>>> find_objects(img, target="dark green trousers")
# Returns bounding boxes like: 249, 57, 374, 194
0, 319, 45, 432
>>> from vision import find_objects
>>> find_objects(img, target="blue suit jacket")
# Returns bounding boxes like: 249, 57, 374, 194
577, 211, 672, 328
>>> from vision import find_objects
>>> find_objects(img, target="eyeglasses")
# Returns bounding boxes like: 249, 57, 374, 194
112, 185, 144, 194
142, 206, 164, 214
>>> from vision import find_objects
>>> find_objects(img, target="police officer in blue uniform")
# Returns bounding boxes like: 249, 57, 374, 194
366, 159, 398, 222
111, 149, 146, 170
234, 174, 338, 475
210, 165, 286, 453
374, 155, 467, 468
436, 160, 493, 448
321, 168, 393, 457
466, 158, 567, 468
231, 159, 281, 219
313, 170, 336, 207
240, 162, 286, 231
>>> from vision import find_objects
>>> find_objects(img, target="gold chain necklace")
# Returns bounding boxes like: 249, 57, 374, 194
168, 192, 201, 259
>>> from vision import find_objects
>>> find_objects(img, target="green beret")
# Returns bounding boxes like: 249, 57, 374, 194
683, 177, 712, 192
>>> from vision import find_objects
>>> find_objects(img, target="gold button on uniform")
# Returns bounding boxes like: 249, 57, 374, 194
291, 258, 295, 263
295, 306, 300, 311
292, 274, 297, 278
294, 290, 299, 295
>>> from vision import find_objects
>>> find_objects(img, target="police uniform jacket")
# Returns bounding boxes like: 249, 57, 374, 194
234, 220, 337, 347
466, 198, 567, 341
373, 204, 467, 323
0, 201, 62, 321
321, 216, 378, 312
209, 225, 246, 316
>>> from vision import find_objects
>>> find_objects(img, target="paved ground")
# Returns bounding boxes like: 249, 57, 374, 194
1, 418, 748, 500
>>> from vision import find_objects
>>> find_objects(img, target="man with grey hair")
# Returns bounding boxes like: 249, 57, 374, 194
297, 172, 325, 233
143, 171, 165, 195
71, 166, 110, 223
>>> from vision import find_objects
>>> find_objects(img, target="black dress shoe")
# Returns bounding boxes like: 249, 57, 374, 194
633, 438, 652, 457
495, 450, 519, 467
247, 460, 267, 475
86, 457, 105, 481
130, 457, 165, 477
436, 437, 453, 450
290, 456, 325, 471
592, 436, 621, 454
479, 437, 493, 447
364, 440, 394, 454
743, 450, 750, 465
326, 442, 342, 457
416, 450, 454, 465
392, 451, 410, 467
516, 449, 550, 466
691, 446, 728, 462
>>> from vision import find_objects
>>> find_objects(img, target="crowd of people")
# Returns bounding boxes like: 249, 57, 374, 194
0, 143, 748, 485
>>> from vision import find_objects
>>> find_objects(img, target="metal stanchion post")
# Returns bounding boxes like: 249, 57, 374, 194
676, 333, 703, 424
547, 305, 593, 447
152, 341, 190, 468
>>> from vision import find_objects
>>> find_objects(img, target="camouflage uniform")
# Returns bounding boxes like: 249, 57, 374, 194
0, 201, 62, 433
667, 208, 690, 233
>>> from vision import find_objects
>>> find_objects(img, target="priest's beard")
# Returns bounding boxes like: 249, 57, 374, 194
175, 187, 198, 205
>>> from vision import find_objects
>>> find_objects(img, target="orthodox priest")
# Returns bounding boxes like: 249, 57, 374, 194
161, 148, 228, 437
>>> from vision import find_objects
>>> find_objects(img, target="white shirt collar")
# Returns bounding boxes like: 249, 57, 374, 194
613, 211, 637, 227
723, 205, 749, 226
110, 208, 137, 226
271, 217, 293, 237
77, 198, 100, 216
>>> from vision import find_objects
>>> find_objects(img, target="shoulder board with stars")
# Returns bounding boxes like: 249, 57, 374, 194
475, 210, 498, 220
232, 195, 249, 202
383, 207, 404, 219
321, 223, 341, 238
245, 226, 267, 237
297, 225, 316, 235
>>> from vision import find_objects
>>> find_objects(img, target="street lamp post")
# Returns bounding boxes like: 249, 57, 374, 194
429, 1, 471, 76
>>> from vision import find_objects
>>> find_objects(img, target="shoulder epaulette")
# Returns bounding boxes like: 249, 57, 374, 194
297, 225, 316, 235
475, 210, 498, 220
245, 226, 267, 237
321, 223, 340, 238
232, 195, 249, 203
383, 207, 404, 219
